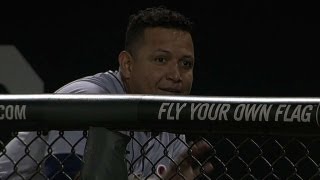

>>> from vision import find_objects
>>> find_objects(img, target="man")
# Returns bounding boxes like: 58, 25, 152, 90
0, 6, 213, 179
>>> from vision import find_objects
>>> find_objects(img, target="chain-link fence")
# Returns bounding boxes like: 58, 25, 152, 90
1, 131, 320, 179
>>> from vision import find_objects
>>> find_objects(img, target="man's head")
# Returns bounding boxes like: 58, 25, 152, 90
119, 6, 195, 95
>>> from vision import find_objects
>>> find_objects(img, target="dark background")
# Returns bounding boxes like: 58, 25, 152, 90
1, 1, 319, 97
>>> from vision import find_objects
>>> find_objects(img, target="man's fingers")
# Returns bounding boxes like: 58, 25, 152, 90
165, 161, 214, 180
189, 140, 212, 158
175, 140, 212, 167
194, 162, 214, 178
203, 162, 214, 174
165, 139, 213, 179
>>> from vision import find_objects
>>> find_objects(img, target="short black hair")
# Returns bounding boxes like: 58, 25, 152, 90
125, 6, 194, 55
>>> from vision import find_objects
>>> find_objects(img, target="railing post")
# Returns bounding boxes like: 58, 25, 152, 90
80, 127, 130, 180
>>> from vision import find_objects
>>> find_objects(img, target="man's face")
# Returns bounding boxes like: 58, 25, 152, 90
126, 27, 194, 95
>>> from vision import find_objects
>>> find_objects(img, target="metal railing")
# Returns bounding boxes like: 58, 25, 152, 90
0, 94, 320, 179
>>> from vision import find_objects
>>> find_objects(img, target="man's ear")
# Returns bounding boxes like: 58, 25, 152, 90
118, 51, 133, 79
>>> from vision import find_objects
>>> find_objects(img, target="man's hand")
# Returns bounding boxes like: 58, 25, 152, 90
162, 139, 214, 180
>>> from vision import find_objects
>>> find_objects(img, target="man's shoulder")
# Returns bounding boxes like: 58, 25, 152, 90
55, 71, 125, 94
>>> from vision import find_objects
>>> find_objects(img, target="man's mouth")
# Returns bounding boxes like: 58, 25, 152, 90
159, 88, 182, 94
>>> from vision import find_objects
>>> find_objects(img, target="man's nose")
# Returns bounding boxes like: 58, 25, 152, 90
166, 64, 182, 82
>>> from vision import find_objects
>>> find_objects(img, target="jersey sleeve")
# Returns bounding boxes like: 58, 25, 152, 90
172, 134, 188, 161
0, 132, 49, 179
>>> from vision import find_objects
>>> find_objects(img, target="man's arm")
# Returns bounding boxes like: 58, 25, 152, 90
0, 132, 49, 179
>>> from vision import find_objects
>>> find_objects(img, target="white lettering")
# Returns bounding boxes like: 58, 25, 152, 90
191, 103, 202, 120
283, 105, 313, 123
275, 105, 286, 121
208, 104, 220, 120
220, 104, 230, 120
5, 105, 13, 120
259, 105, 272, 122
286, 105, 301, 122
283, 105, 293, 122
197, 103, 210, 120
234, 104, 245, 121
175, 103, 187, 120
301, 105, 313, 122
16, 105, 26, 120
244, 104, 262, 121
0, 105, 4, 119
0, 105, 26, 120
158, 103, 170, 120
167, 103, 175, 120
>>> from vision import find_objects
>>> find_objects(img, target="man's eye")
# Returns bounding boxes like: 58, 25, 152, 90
180, 60, 193, 68
154, 57, 166, 63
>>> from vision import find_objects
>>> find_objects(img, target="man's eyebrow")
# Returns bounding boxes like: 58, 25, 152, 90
153, 49, 171, 54
181, 55, 195, 60
153, 49, 195, 59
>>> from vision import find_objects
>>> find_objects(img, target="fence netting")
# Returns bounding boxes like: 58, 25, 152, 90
1, 131, 320, 179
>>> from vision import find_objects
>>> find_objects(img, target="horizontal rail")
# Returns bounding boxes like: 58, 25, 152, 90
0, 94, 320, 136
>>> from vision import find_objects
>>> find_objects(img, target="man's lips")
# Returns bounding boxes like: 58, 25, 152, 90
159, 88, 182, 93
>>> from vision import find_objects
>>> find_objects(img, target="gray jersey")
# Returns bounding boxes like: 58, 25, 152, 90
0, 70, 187, 179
